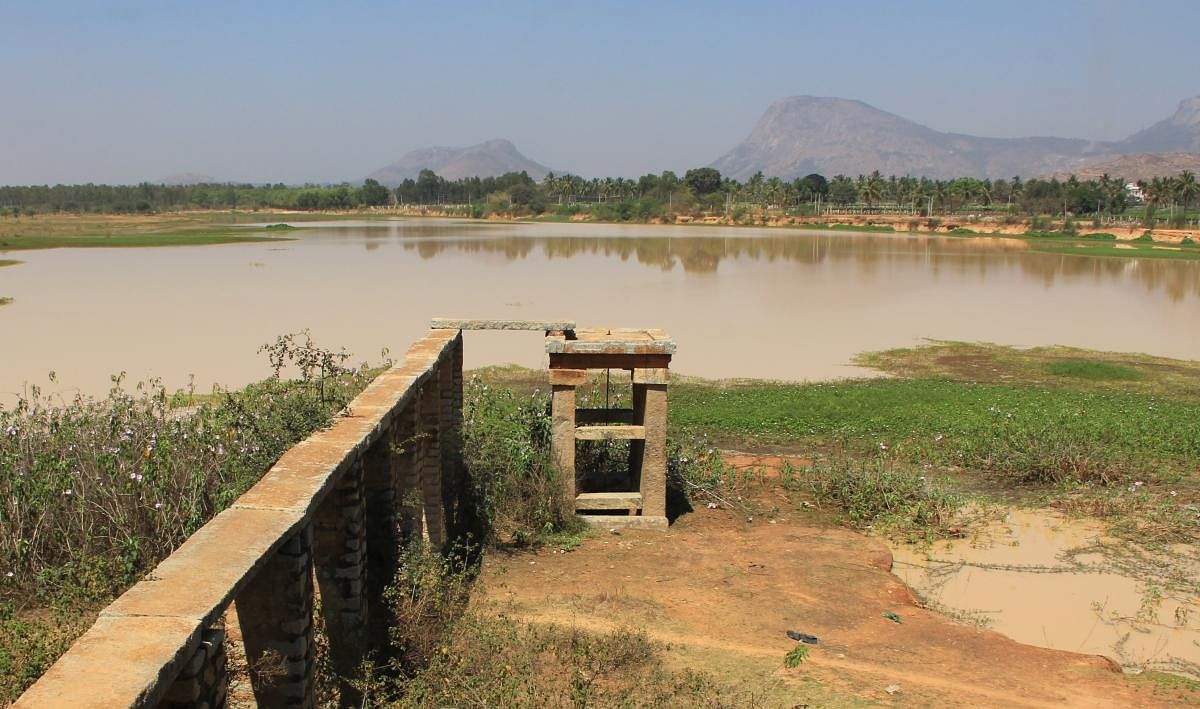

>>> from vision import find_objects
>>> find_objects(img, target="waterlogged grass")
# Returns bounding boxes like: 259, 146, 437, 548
858, 341, 1200, 401
670, 378, 1200, 465
1045, 358, 1142, 381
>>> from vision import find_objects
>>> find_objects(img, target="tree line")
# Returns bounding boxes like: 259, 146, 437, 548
2, 168, 1197, 222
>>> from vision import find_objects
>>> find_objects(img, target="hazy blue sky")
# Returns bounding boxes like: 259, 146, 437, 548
2, 0, 1198, 184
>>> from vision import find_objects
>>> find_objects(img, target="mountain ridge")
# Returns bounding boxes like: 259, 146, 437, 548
710, 95, 1200, 181
368, 139, 553, 186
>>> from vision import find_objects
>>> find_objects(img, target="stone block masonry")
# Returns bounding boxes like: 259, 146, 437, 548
14, 327, 464, 708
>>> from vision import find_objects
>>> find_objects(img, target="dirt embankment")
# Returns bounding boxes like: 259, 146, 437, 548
475, 473, 1190, 706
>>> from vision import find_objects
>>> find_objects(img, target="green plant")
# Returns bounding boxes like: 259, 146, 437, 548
783, 644, 809, 668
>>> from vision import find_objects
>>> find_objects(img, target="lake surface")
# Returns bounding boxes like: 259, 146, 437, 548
2, 218, 1199, 402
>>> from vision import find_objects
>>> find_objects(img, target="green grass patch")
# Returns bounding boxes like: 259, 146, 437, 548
1032, 242, 1200, 260
1044, 358, 1142, 381
0, 297, 11, 306
948, 227, 976, 234
830, 223, 894, 232
0, 260, 19, 268
0, 227, 287, 250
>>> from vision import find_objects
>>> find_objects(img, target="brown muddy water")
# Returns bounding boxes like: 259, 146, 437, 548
892, 510, 1200, 678
1, 217, 1199, 401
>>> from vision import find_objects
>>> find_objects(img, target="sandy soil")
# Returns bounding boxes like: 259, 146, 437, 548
474, 468, 1191, 707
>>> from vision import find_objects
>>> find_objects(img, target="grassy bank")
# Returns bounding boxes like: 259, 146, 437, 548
0, 211, 387, 251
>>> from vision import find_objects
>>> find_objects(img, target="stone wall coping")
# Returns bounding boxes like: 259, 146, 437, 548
12, 615, 201, 708
15, 327, 463, 708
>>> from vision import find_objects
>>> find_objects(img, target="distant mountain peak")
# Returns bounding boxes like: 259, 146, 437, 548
157, 172, 216, 185
1170, 95, 1200, 127
710, 94, 1200, 180
367, 139, 553, 186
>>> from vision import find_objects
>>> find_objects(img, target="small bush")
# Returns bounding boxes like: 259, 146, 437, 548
925, 217, 941, 230
460, 379, 578, 545
801, 457, 960, 535
1029, 215, 1053, 231
1134, 232, 1156, 243
376, 612, 760, 706
1080, 232, 1117, 241
948, 226, 976, 235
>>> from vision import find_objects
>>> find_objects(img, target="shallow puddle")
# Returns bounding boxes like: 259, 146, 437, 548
890, 509, 1200, 678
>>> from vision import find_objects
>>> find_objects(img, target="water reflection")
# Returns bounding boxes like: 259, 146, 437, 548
381, 230, 1200, 302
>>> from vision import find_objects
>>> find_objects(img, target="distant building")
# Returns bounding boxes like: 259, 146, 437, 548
1124, 182, 1145, 204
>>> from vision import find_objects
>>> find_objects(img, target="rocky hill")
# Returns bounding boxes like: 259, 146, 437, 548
710, 95, 1200, 181
368, 139, 552, 186
1051, 152, 1200, 182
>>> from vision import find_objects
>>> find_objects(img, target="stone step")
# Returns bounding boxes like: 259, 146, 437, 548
574, 424, 645, 441
575, 492, 642, 511
578, 514, 669, 530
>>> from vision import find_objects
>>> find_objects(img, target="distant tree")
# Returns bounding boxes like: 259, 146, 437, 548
684, 167, 722, 195
796, 173, 828, 199
1175, 170, 1199, 212
358, 178, 390, 206
828, 175, 858, 204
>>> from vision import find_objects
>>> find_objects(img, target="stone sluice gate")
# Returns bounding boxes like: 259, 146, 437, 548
16, 320, 673, 708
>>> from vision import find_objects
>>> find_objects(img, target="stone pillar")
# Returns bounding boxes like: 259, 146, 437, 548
313, 458, 368, 700
550, 384, 577, 506
639, 383, 668, 520
363, 433, 398, 653
438, 345, 463, 539
419, 376, 445, 547
236, 524, 314, 708
395, 400, 422, 543
157, 626, 227, 709
629, 382, 647, 500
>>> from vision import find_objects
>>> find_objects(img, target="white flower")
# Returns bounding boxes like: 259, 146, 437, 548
63, 489, 72, 496
1170, 490, 1177, 497
154, 502, 162, 509
4, 571, 12, 578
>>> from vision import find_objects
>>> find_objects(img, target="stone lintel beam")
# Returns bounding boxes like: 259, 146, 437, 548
632, 368, 670, 385
549, 353, 672, 371
430, 318, 575, 332
548, 368, 588, 385
575, 408, 636, 425
575, 425, 646, 441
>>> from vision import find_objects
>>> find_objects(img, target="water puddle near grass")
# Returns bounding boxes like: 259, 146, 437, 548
890, 509, 1200, 678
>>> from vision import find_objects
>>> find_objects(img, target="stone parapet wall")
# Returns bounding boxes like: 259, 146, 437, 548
14, 328, 465, 708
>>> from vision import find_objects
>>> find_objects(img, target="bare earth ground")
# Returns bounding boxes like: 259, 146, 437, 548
474, 465, 1190, 707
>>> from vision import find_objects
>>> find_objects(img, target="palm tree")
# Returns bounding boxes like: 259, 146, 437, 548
1174, 171, 1199, 213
